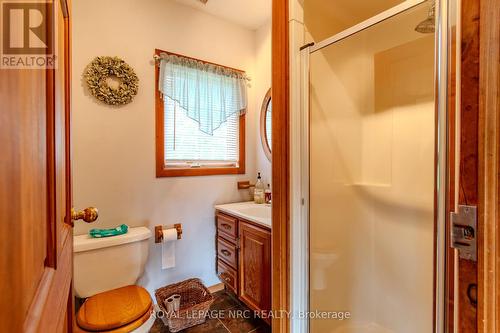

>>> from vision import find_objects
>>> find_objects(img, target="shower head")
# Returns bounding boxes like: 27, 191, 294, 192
415, 1, 435, 34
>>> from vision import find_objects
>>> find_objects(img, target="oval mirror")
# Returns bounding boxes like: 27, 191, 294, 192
260, 88, 272, 161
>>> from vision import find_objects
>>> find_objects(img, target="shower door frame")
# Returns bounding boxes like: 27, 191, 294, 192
295, 0, 450, 332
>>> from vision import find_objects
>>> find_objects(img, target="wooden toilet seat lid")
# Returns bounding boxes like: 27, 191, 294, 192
77, 285, 152, 331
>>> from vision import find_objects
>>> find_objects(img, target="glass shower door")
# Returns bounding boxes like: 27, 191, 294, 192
309, 3, 436, 333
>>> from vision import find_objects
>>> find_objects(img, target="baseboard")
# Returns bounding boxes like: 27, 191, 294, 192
207, 283, 225, 294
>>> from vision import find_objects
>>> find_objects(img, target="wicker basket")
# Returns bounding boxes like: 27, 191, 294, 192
155, 278, 214, 332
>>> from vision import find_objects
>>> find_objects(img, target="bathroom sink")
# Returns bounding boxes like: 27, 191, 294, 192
237, 205, 271, 219
214, 201, 271, 228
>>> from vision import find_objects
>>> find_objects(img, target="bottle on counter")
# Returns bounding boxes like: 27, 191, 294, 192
254, 172, 265, 204
265, 184, 272, 204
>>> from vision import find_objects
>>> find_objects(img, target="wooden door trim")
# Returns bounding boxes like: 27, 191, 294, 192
272, 0, 290, 332
45, 0, 57, 270
477, 0, 500, 331
63, 0, 72, 228
454, 0, 481, 331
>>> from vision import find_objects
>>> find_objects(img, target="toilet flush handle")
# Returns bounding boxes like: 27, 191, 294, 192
71, 207, 98, 223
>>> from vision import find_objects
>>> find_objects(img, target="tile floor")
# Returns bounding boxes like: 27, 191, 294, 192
150, 290, 271, 333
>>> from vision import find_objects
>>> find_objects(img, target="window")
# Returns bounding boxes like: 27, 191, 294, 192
155, 49, 247, 177
164, 98, 240, 166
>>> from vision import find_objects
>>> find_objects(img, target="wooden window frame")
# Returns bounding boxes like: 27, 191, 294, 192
154, 48, 246, 178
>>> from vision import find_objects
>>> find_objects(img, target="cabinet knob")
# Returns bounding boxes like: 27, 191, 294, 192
218, 272, 231, 282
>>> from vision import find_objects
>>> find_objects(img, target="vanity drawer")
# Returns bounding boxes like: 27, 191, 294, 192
216, 213, 238, 242
217, 259, 238, 294
217, 237, 238, 269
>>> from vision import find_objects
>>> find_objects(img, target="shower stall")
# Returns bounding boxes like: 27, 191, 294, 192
299, 0, 458, 332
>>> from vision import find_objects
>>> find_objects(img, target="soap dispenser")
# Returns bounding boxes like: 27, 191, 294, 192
254, 173, 265, 204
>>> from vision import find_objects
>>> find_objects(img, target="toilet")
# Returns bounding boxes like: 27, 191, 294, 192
73, 227, 155, 333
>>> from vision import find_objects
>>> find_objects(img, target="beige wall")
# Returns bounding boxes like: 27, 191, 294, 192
254, 21, 272, 185
304, 0, 403, 42
309, 5, 435, 332
72, 0, 270, 293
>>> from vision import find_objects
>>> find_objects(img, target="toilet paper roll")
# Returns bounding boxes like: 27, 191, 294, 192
172, 294, 181, 311
164, 297, 175, 313
161, 228, 178, 269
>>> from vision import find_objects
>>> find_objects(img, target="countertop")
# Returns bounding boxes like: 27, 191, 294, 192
214, 201, 271, 229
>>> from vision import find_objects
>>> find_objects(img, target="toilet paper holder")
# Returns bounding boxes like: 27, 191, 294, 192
155, 224, 182, 243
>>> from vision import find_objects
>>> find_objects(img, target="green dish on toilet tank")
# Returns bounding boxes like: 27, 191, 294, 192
89, 224, 128, 238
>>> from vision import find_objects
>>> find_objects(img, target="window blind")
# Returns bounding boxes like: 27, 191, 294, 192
158, 53, 248, 135
164, 96, 239, 167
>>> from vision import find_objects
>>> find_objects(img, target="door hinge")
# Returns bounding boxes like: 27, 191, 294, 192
450, 205, 477, 261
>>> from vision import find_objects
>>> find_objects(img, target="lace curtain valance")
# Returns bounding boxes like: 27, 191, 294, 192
157, 53, 250, 135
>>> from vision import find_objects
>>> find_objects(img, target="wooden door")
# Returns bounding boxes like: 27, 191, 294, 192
0, 0, 74, 331
446, 0, 500, 331
238, 221, 271, 313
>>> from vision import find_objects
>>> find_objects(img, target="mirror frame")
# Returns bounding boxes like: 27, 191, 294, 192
260, 88, 272, 161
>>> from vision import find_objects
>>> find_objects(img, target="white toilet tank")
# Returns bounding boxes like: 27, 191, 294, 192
73, 226, 151, 298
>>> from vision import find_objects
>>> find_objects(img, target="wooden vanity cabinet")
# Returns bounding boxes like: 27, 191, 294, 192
238, 221, 271, 312
215, 211, 271, 315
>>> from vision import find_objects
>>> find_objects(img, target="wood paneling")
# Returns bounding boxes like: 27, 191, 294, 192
272, 0, 290, 331
154, 48, 246, 178
477, 0, 500, 331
